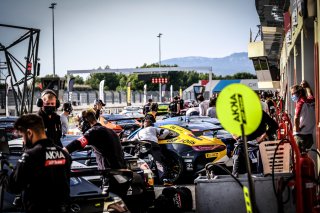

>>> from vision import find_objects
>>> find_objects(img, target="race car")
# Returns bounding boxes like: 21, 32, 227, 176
7, 135, 155, 212
2, 140, 130, 213
119, 111, 144, 121
120, 106, 143, 115
127, 120, 235, 182
0, 116, 19, 143
157, 103, 169, 115
99, 114, 141, 137
163, 115, 221, 126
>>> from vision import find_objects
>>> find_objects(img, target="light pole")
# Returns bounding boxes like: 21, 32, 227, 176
157, 33, 162, 102
49, 3, 57, 76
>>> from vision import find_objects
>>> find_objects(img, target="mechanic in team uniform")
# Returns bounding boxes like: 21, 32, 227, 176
291, 84, 315, 152
3, 114, 71, 213
131, 115, 171, 184
93, 99, 105, 121
64, 110, 128, 196
177, 96, 184, 111
37, 89, 63, 147
168, 96, 180, 117
65, 110, 126, 170
147, 102, 158, 123
143, 98, 153, 116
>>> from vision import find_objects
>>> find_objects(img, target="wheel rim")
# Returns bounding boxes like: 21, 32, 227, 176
165, 153, 183, 182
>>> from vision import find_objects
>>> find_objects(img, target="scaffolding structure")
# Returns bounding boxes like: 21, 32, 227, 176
0, 24, 40, 116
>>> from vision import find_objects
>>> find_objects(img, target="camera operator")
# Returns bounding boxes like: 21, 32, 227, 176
2, 114, 71, 213
37, 89, 63, 147
63, 110, 128, 196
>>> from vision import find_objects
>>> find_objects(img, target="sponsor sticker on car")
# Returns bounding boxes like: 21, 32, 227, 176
205, 152, 218, 158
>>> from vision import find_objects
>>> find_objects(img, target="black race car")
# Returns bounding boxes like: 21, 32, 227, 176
0, 116, 19, 143
0, 146, 131, 213
99, 114, 141, 139
6, 134, 155, 212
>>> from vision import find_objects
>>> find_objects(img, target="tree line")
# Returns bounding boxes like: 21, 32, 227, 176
1, 63, 256, 91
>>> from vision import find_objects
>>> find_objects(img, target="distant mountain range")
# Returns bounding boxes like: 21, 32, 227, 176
161, 52, 255, 76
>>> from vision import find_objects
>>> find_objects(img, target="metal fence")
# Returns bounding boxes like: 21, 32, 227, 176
0, 89, 212, 108
0, 89, 184, 107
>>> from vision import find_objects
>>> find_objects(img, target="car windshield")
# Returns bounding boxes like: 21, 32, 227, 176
102, 114, 136, 124
114, 119, 136, 124
124, 107, 140, 111
123, 112, 144, 118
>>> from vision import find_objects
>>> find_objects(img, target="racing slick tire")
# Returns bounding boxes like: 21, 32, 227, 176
164, 151, 184, 183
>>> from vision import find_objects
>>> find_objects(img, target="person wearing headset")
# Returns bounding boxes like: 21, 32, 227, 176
60, 103, 73, 136
37, 89, 63, 147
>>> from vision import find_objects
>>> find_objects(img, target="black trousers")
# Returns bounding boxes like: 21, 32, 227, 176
150, 142, 167, 180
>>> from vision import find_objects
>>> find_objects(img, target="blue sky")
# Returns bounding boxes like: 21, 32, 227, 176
0, 0, 260, 77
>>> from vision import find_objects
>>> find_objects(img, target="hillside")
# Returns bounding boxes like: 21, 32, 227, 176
161, 52, 254, 76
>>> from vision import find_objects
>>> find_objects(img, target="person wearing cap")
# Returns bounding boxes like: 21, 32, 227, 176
3, 114, 71, 213
93, 99, 106, 121
130, 115, 170, 184
60, 103, 73, 136
63, 110, 128, 196
290, 84, 315, 152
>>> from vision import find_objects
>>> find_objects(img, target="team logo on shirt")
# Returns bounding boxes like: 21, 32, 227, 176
45, 148, 66, 166
78, 136, 88, 148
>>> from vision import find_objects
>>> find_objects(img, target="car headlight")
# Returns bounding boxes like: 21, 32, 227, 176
104, 196, 129, 212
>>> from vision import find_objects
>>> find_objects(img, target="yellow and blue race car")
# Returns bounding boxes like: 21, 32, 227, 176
127, 119, 235, 182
